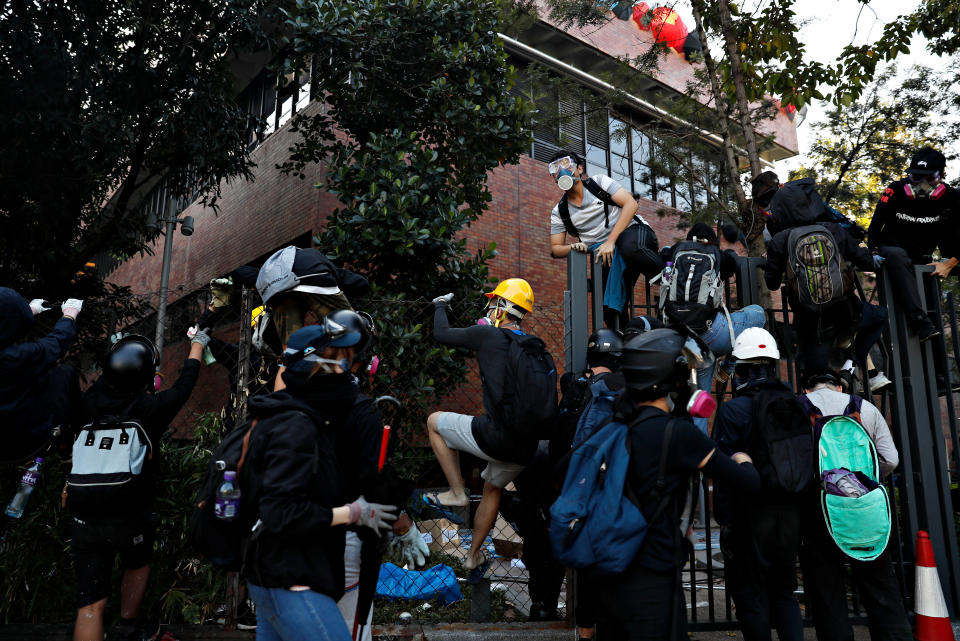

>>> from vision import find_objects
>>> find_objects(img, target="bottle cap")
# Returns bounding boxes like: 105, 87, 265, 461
35, 457, 44, 464
224, 471, 237, 481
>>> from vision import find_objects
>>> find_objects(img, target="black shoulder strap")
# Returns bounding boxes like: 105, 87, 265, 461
623, 414, 676, 525
583, 177, 613, 229
557, 194, 580, 239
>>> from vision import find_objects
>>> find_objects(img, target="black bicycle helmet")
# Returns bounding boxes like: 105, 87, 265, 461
104, 334, 159, 394
587, 328, 624, 369
326, 309, 371, 352
620, 328, 690, 395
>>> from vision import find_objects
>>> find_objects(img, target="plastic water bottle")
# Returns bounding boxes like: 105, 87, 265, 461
662, 261, 674, 286
5, 458, 43, 519
214, 471, 241, 521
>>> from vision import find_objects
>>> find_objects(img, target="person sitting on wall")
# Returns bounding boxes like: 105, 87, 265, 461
868, 147, 960, 342
547, 150, 663, 328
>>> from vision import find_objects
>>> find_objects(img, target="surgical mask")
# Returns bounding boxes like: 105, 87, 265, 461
316, 357, 351, 374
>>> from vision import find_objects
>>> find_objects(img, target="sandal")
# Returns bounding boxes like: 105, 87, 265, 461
465, 549, 490, 584
420, 493, 466, 524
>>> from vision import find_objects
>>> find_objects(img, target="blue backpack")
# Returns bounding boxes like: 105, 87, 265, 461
570, 375, 621, 451
550, 411, 675, 575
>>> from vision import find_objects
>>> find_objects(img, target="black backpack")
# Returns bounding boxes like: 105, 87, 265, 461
747, 385, 815, 494
188, 413, 277, 570
785, 224, 852, 312
660, 241, 724, 333
502, 332, 559, 440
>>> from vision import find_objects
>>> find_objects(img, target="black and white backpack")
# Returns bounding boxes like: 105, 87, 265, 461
660, 241, 725, 333
66, 403, 152, 513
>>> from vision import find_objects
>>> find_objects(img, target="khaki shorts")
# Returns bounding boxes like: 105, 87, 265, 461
436, 412, 524, 488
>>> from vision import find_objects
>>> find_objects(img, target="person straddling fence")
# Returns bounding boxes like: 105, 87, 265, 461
551, 327, 759, 641
0, 288, 83, 463
426, 278, 558, 577
242, 323, 398, 641
713, 328, 806, 641
797, 368, 910, 641
68, 331, 208, 641
763, 198, 885, 376
868, 147, 960, 342
547, 150, 663, 327
659, 223, 765, 433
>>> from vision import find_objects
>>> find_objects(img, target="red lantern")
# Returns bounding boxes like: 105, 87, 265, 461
648, 6, 688, 54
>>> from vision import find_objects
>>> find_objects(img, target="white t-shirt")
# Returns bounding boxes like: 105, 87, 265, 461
550, 174, 644, 246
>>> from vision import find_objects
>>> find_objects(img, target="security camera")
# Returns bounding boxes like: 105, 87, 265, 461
179, 216, 194, 237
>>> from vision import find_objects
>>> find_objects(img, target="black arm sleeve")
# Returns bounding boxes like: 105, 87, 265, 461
764, 234, 787, 291
336, 267, 370, 299
719, 249, 739, 280
834, 225, 873, 271
152, 358, 201, 427
207, 337, 240, 369
433, 303, 493, 350
868, 186, 896, 251
702, 454, 760, 495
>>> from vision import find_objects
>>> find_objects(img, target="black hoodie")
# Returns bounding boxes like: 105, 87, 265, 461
242, 379, 357, 598
868, 178, 960, 262
0, 287, 77, 435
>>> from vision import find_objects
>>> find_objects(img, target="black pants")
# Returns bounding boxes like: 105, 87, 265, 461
876, 246, 928, 324
596, 564, 685, 641
799, 500, 912, 641
602, 223, 664, 328
793, 297, 860, 371
724, 504, 803, 641
574, 571, 599, 630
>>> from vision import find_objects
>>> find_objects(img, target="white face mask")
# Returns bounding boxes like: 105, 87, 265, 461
557, 173, 576, 191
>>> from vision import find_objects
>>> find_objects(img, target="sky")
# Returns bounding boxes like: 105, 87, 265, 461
664, 0, 955, 173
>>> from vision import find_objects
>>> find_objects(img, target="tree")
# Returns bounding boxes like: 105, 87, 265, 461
789, 63, 959, 229
278, 0, 531, 465
0, 0, 271, 298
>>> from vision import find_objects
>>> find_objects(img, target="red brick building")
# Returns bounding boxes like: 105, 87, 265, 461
107, 8, 799, 424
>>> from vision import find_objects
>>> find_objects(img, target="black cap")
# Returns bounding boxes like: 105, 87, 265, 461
751, 171, 780, 206
801, 367, 841, 389
908, 147, 946, 175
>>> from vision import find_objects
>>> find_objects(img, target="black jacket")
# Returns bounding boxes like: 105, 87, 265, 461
764, 221, 873, 294
0, 288, 77, 435
433, 303, 538, 464
868, 179, 960, 262
243, 383, 355, 597
72, 357, 201, 515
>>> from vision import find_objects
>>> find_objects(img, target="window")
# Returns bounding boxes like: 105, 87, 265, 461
608, 117, 632, 192
237, 61, 314, 151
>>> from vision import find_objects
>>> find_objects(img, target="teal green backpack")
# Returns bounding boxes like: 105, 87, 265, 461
800, 394, 891, 561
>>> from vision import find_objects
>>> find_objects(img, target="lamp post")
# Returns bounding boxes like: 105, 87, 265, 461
154, 194, 195, 362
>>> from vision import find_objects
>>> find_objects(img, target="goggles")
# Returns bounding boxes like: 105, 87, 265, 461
548, 156, 577, 175
909, 170, 942, 184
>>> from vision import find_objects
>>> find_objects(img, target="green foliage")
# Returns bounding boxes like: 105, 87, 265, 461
0, 0, 272, 297
0, 413, 224, 624
278, 0, 531, 461
788, 63, 959, 226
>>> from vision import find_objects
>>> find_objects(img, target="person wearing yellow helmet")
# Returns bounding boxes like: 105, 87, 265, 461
426, 279, 559, 580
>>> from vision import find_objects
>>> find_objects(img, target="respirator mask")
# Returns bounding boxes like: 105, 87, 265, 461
549, 156, 579, 191
677, 335, 717, 419
905, 171, 947, 200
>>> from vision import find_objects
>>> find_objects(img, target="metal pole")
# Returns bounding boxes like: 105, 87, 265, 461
154, 197, 176, 361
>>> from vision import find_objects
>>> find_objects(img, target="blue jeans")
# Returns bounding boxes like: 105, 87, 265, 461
248, 583, 352, 641
693, 305, 766, 434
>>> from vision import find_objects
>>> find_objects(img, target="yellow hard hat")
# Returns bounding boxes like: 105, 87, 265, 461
251, 306, 266, 328
485, 278, 534, 313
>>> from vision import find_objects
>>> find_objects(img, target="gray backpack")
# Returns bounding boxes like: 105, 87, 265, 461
660, 241, 724, 333
785, 225, 851, 311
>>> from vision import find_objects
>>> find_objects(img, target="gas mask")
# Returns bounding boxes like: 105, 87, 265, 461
678, 336, 717, 419
548, 156, 579, 191
905, 171, 947, 200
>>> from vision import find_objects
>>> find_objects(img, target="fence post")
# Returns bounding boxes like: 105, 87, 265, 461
470, 577, 491, 622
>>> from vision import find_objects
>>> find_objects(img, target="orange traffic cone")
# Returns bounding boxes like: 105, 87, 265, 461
915, 530, 956, 641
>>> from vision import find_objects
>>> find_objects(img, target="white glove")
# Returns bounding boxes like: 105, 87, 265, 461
432, 293, 454, 305
348, 496, 398, 532
29, 299, 51, 315
62, 299, 83, 319
191, 327, 212, 349
392, 524, 430, 568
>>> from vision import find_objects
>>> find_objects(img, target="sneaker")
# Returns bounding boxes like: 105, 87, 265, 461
913, 318, 940, 343
868, 372, 893, 392
236, 599, 257, 631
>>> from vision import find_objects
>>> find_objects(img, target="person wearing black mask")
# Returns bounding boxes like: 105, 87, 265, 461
869, 147, 960, 341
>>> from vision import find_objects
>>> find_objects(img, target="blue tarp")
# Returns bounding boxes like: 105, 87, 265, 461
375, 563, 463, 606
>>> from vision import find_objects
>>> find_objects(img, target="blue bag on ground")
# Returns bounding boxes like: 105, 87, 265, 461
376, 563, 462, 606
550, 414, 675, 575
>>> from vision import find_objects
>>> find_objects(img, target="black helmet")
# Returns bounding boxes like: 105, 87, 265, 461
620, 327, 694, 395
587, 328, 623, 369
104, 334, 159, 394
622, 315, 663, 341
326, 309, 371, 352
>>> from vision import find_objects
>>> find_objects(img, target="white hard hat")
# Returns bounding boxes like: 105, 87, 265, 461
731, 327, 779, 361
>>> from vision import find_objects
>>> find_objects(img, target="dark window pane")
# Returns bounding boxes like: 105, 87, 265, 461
610, 169, 631, 192
586, 145, 608, 173
611, 152, 631, 177
632, 128, 650, 165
